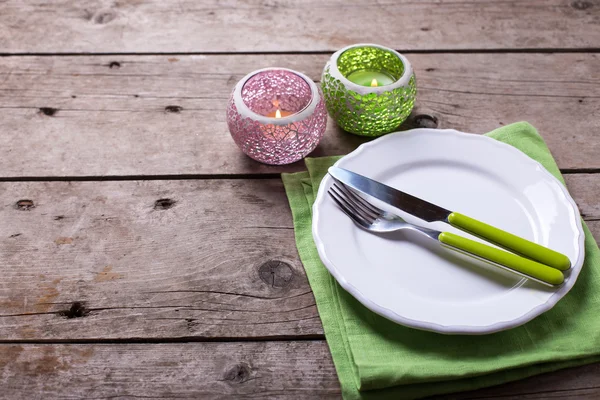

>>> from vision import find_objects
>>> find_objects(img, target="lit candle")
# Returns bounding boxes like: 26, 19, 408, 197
265, 99, 296, 118
266, 108, 295, 118
227, 67, 328, 165
321, 44, 416, 136
346, 69, 396, 87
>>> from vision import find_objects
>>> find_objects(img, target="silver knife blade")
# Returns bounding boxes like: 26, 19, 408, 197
328, 166, 451, 223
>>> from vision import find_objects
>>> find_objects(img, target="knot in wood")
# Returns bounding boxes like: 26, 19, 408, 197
185, 318, 198, 331
39, 107, 58, 117
15, 199, 35, 211
571, 1, 592, 10
259, 260, 294, 288
413, 114, 438, 129
165, 105, 183, 113
59, 302, 89, 319
154, 198, 176, 210
224, 363, 251, 383
93, 10, 117, 24
108, 61, 121, 69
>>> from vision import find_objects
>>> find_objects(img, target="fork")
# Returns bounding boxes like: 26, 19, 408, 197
328, 182, 565, 287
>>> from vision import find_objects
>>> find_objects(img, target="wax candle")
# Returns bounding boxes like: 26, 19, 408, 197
264, 98, 297, 118
266, 109, 295, 118
321, 44, 416, 137
227, 68, 328, 165
346, 70, 396, 87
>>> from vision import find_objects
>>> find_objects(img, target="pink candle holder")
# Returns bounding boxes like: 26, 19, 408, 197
227, 68, 327, 165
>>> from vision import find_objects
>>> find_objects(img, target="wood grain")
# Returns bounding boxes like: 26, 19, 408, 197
1, 0, 599, 53
0, 53, 599, 177
1, 342, 600, 399
3, 1, 600, 398
0, 176, 597, 341
0, 179, 321, 340
0, 342, 341, 399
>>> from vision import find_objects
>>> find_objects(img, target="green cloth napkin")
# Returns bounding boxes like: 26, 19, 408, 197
281, 122, 600, 400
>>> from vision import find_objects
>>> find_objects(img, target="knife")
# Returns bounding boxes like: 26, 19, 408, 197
328, 166, 572, 271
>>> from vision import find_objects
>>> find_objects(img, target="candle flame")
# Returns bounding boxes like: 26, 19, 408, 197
370, 78, 378, 87
275, 109, 282, 119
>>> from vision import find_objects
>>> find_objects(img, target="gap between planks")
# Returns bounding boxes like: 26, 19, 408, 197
1, 48, 600, 57
0, 169, 597, 182
0, 335, 325, 345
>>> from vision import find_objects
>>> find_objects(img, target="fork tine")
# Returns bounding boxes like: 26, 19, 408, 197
331, 186, 379, 227
328, 188, 372, 228
332, 183, 380, 221
333, 182, 384, 217
329, 186, 373, 223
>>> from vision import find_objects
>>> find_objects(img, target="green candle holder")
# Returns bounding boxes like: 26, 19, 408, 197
321, 44, 416, 137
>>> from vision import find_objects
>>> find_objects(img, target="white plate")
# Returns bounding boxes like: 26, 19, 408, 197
312, 128, 585, 334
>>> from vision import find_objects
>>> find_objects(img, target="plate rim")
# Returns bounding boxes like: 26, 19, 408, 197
312, 128, 585, 335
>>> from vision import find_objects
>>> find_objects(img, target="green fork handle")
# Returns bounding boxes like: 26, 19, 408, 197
448, 212, 571, 271
439, 232, 564, 286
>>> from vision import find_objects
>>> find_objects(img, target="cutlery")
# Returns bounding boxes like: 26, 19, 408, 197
329, 166, 571, 271
328, 182, 564, 286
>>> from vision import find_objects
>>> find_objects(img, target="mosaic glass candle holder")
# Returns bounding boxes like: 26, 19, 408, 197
227, 68, 327, 165
321, 44, 416, 137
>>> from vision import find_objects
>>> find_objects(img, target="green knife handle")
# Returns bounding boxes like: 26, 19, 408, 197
448, 212, 571, 271
439, 232, 564, 286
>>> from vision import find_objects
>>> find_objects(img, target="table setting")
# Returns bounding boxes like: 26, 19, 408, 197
2, 2, 600, 398
226, 43, 600, 399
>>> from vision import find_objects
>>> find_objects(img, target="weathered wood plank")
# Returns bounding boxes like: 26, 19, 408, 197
0, 175, 597, 341
1, 0, 599, 53
567, 173, 600, 221
0, 53, 598, 177
0, 342, 341, 399
1, 342, 600, 399
0, 179, 322, 340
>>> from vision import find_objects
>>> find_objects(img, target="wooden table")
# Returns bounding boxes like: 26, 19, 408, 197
1, 1, 599, 398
